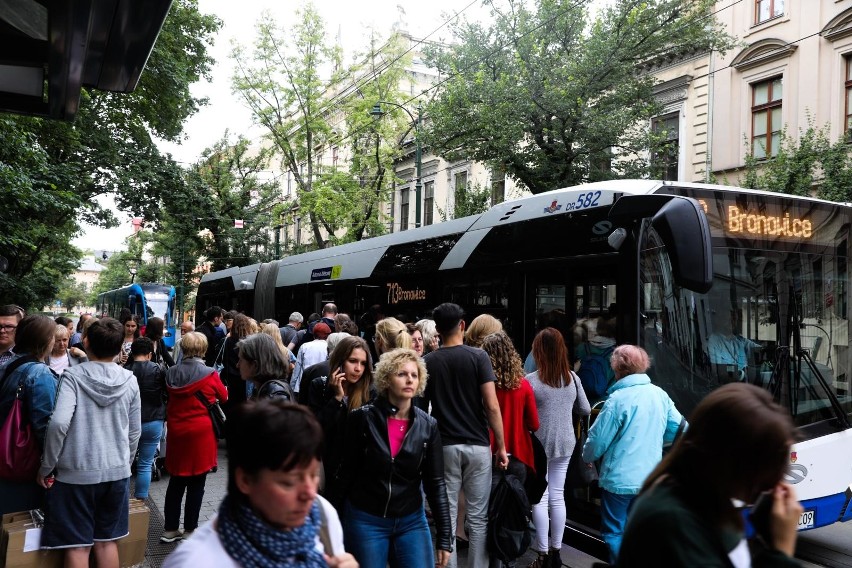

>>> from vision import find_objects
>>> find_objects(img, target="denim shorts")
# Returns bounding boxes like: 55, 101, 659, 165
41, 478, 130, 548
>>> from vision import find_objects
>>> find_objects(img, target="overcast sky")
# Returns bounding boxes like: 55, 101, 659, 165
73, 0, 488, 252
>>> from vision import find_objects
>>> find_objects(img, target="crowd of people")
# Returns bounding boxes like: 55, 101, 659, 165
0, 301, 805, 568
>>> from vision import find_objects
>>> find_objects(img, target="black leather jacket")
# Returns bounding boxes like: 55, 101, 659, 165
338, 397, 452, 552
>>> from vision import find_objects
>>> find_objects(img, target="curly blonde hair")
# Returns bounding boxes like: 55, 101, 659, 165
373, 348, 428, 398
481, 331, 523, 390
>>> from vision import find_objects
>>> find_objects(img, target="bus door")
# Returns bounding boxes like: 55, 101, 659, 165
525, 267, 618, 362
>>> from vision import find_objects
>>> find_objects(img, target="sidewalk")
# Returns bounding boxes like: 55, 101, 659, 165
138, 441, 601, 567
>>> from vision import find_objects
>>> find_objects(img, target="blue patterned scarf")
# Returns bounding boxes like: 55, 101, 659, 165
217, 495, 325, 568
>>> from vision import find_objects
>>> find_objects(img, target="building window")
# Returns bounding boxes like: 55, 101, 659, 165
846, 58, 852, 139
400, 188, 410, 231
752, 77, 782, 159
295, 217, 302, 247
651, 113, 679, 181
491, 175, 505, 206
454, 171, 469, 212
755, 0, 783, 24
332, 146, 339, 167
424, 181, 434, 226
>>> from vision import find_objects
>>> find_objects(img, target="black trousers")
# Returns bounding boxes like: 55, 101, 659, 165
163, 472, 208, 531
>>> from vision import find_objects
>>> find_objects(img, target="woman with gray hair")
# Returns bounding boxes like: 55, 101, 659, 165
162, 332, 228, 542
336, 348, 452, 567
582, 344, 684, 564
415, 318, 439, 354
236, 333, 293, 402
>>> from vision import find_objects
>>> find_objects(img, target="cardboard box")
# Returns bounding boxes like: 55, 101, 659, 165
1, 519, 61, 568
117, 538, 146, 568
117, 502, 149, 568
1, 500, 150, 568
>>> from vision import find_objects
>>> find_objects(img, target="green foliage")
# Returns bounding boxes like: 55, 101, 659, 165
422, 0, 734, 194
0, 0, 220, 308
56, 277, 89, 312
232, 6, 410, 247
739, 122, 852, 202
145, 133, 280, 315
439, 182, 492, 220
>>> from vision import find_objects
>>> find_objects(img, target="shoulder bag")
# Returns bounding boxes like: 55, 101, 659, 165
213, 338, 227, 374
566, 374, 599, 488
0, 358, 42, 482
194, 390, 227, 439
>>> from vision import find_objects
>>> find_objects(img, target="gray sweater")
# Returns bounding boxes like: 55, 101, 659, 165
40, 362, 141, 484
525, 371, 591, 460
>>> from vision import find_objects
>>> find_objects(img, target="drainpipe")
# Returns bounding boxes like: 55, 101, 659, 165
705, 49, 716, 182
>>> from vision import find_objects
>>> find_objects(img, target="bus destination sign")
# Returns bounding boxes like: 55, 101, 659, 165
387, 282, 427, 305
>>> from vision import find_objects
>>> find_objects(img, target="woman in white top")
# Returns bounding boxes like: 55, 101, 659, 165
45, 324, 87, 375
162, 400, 357, 568
525, 327, 591, 568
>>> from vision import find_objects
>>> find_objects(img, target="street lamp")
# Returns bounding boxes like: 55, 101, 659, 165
370, 101, 423, 228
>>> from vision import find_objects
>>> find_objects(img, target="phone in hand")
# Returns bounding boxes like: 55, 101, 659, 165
750, 490, 773, 544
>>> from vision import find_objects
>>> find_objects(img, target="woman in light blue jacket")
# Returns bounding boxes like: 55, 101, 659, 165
582, 344, 684, 565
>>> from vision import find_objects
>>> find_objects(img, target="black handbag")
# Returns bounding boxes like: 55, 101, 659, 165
194, 391, 226, 439
566, 377, 599, 488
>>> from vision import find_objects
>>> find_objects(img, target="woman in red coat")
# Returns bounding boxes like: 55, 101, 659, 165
161, 332, 228, 542
481, 331, 539, 471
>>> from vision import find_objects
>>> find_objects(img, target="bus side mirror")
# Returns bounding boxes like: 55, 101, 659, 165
609, 195, 713, 294
651, 197, 713, 294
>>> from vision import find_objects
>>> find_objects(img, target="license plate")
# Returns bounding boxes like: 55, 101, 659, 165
797, 509, 815, 530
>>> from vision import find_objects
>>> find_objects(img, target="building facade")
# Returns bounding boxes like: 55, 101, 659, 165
657, 0, 852, 183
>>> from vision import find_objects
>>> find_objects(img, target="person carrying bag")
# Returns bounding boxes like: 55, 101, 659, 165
0, 315, 60, 515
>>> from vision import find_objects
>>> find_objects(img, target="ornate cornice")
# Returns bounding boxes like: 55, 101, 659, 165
653, 75, 693, 105
731, 38, 797, 72
822, 8, 852, 42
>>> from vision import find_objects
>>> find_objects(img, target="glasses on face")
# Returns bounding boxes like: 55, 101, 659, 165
0, 325, 17, 333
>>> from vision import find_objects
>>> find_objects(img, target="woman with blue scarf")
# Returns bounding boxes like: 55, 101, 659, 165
162, 401, 358, 568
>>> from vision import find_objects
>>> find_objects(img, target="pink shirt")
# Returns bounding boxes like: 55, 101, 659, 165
388, 418, 410, 458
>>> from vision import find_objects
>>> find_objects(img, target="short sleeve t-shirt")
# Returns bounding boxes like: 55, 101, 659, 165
424, 345, 496, 446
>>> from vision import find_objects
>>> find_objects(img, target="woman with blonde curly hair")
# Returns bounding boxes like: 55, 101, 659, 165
481, 332, 539, 472
373, 317, 411, 356
337, 349, 452, 568
464, 314, 502, 348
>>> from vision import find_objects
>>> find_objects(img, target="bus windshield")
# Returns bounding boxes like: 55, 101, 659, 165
641, 226, 852, 432
146, 293, 171, 322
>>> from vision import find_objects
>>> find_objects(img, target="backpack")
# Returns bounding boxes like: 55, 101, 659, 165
576, 344, 615, 399
487, 462, 532, 564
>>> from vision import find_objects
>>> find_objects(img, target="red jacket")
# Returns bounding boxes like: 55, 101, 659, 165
491, 378, 539, 472
165, 362, 228, 476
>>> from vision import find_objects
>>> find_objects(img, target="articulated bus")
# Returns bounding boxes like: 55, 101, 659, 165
96, 283, 177, 348
197, 180, 852, 554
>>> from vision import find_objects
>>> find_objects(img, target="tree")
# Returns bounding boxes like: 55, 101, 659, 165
0, 0, 221, 309
231, 7, 412, 247
231, 4, 341, 248
300, 33, 413, 244
56, 277, 90, 313
422, 0, 734, 194
739, 122, 852, 202
438, 182, 492, 220
179, 135, 280, 271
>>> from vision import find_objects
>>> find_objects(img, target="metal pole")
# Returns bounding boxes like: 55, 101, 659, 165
179, 248, 185, 324
414, 103, 422, 228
